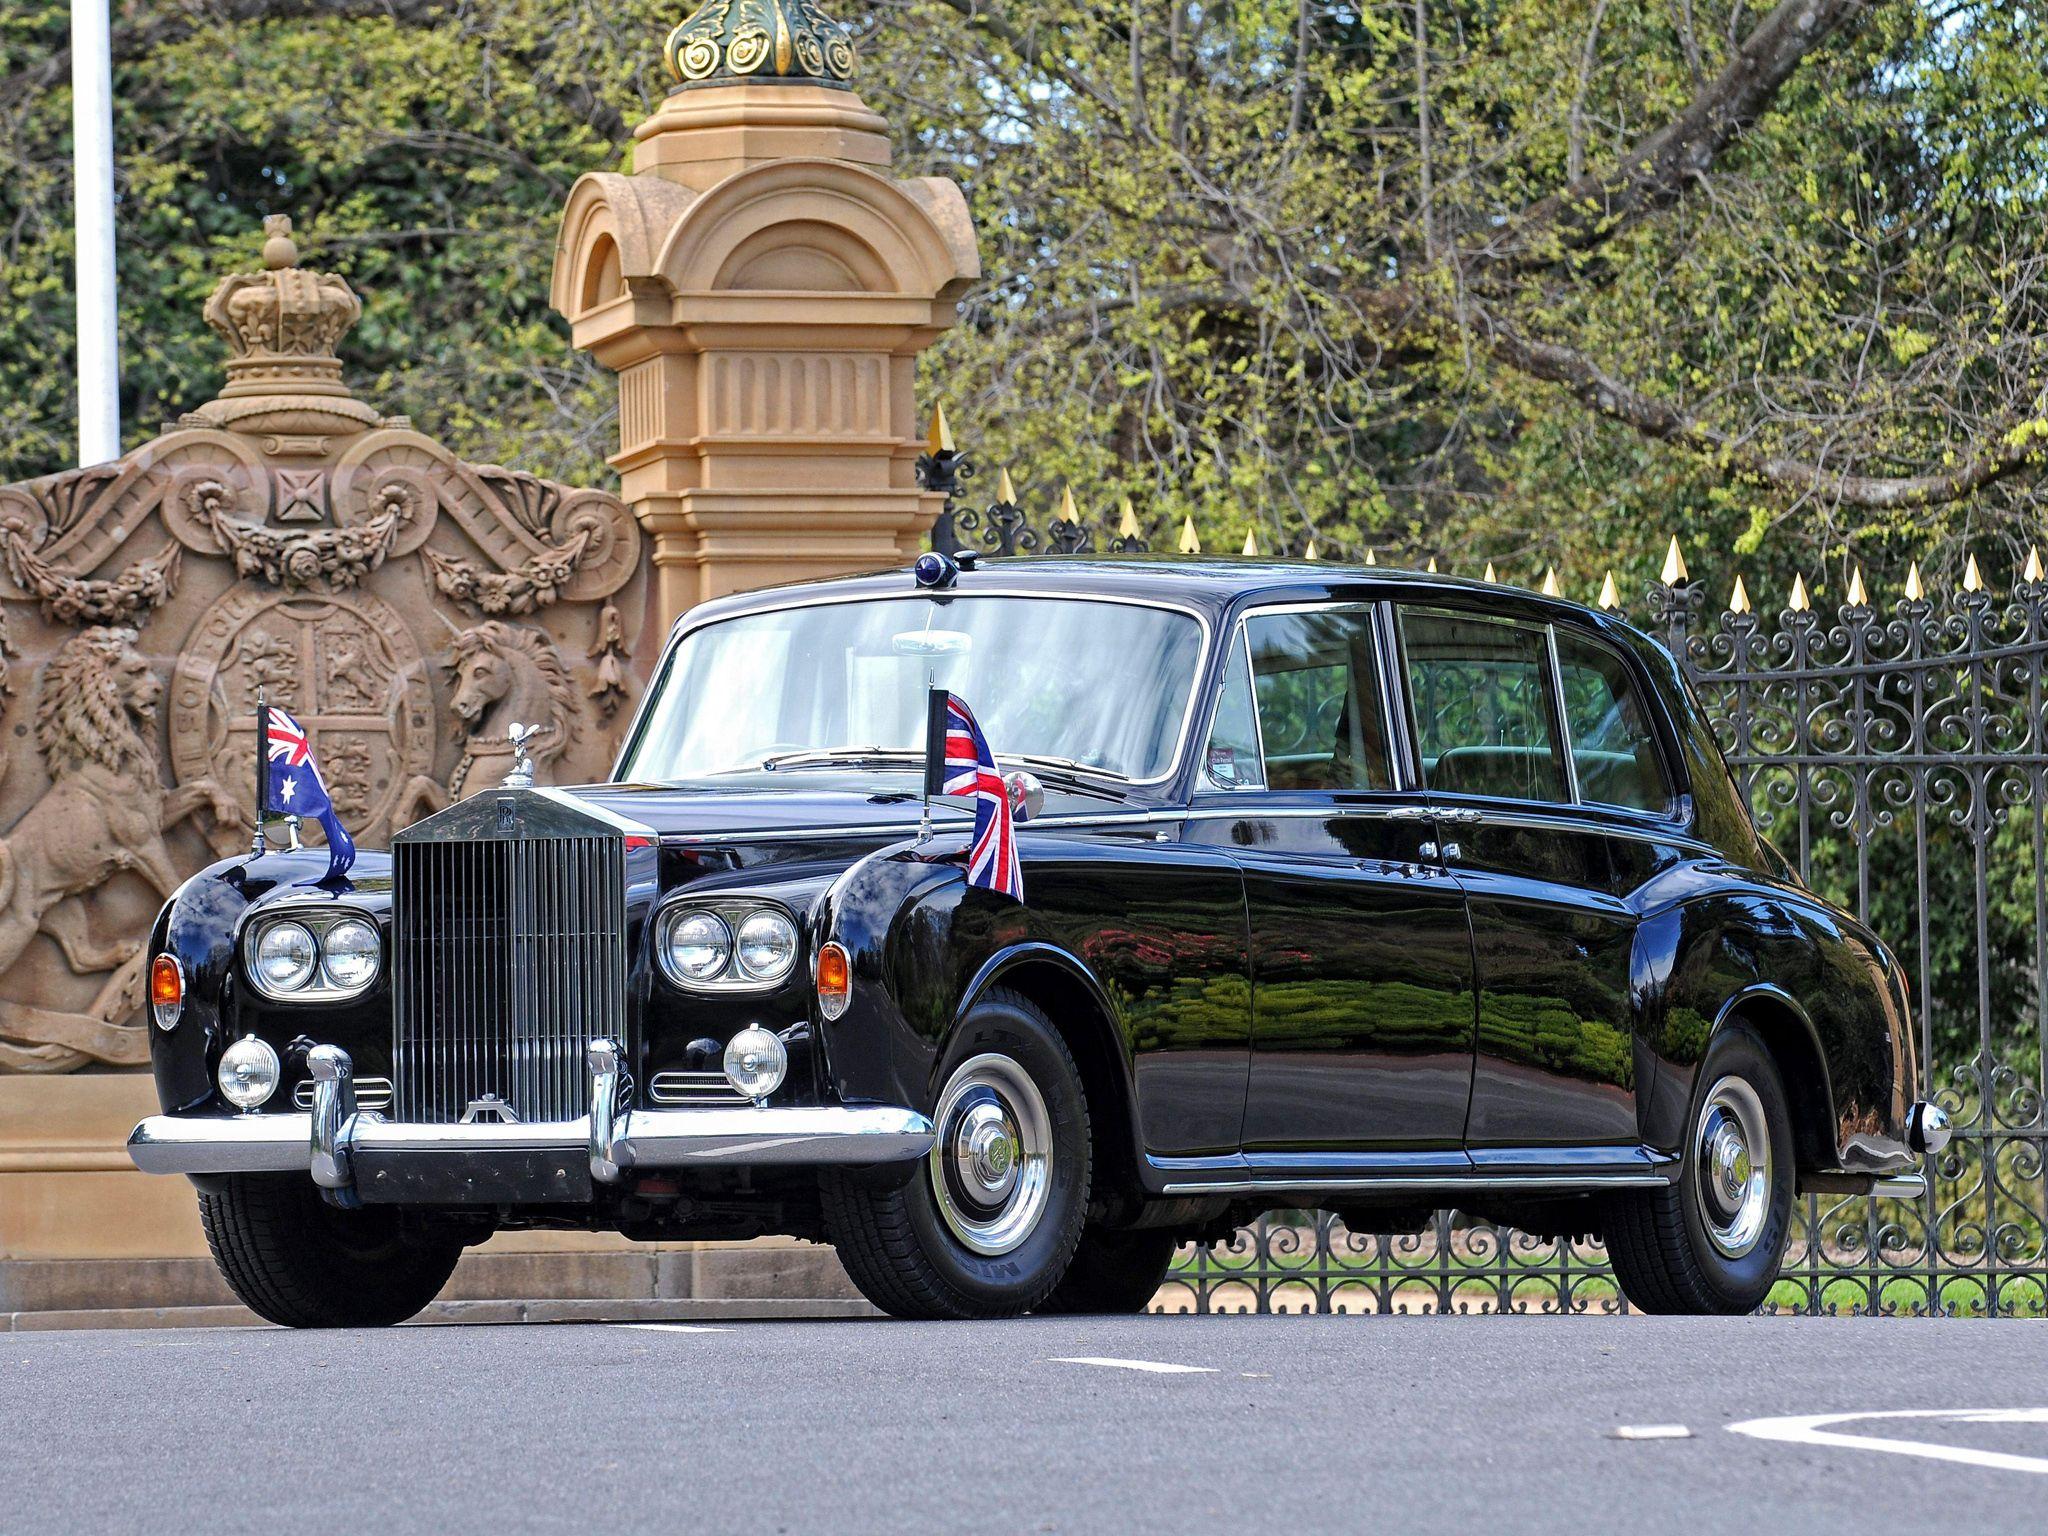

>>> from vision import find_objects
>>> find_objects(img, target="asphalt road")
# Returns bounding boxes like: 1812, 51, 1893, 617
5, 1315, 2045, 1535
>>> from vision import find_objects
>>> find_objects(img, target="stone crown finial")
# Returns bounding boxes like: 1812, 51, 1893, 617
665, 0, 856, 89
191, 216, 380, 434
200, 216, 363, 403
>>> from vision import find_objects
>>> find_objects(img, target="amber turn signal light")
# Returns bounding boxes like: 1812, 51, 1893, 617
816, 942, 851, 1021
149, 953, 184, 1031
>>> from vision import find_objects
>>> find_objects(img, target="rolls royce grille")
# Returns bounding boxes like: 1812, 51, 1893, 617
391, 834, 625, 1125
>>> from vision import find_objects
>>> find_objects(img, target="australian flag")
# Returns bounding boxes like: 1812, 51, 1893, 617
925, 690, 1024, 902
262, 705, 356, 881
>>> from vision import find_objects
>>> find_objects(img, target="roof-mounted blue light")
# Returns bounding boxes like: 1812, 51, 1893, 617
914, 551, 958, 589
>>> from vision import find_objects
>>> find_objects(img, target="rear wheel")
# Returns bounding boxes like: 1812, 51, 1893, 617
823, 988, 1091, 1319
199, 1173, 465, 1328
1035, 1226, 1178, 1314
1605, 1023, 1795, 1314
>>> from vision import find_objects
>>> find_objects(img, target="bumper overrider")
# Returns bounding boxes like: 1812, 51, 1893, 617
128, 1041, 934, 1205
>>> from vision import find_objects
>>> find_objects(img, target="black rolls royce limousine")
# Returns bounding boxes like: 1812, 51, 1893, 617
129, 557, 1949, 1323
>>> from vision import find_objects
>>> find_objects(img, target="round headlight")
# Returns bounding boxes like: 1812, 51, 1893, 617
723, 1025, 788, 1101
320, 917, 381, 990
666, 910, 732, 982
217, 1035, 281, 1109
735, 910, 799, 981
254, 922, 318, 994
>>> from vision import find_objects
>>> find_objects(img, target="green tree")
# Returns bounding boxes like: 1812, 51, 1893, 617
2, 1, 2043, 602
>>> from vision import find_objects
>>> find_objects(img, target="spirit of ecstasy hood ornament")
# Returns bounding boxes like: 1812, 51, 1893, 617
505, 721, 541, 790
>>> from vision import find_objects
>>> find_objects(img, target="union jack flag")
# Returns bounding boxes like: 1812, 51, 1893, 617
938, 693, 1023, 902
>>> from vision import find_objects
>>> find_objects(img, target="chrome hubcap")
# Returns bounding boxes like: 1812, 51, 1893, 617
1693, 1077, 1772, 1259
929, 1053, 1051, 1257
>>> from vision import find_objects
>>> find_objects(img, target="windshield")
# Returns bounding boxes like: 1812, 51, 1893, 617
621, 594, 1207, 784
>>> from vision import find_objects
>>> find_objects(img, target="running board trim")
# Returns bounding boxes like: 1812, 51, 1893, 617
1157, 1170, 1676, 1197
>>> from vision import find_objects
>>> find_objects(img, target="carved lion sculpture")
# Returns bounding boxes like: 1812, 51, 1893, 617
0, 627, 240, 1071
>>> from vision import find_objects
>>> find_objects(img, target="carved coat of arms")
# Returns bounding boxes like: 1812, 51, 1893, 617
0, 217, 646, 1072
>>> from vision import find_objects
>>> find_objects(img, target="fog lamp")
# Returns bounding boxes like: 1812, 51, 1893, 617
218, 1036, 281, 1110
723, 1026, 787, 1102
149, 953, 184, 1031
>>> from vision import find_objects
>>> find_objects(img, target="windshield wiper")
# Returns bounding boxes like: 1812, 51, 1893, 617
759, 747, 922, 771
998, 754, 1132, 800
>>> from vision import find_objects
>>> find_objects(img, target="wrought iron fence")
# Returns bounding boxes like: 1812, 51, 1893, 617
916, 442, 2048, 1314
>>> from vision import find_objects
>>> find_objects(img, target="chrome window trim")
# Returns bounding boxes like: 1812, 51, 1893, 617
242, 907, 382, 1004
612, 587, 1215, 789
654, 895, 802, 992
1545, 622, 1583, 805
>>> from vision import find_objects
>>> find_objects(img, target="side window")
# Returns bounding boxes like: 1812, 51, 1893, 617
1202, 631, 1266, 790
1554, 629, 1674, 813
1400, 609, 1569, 803
1245, 609, 1392, 792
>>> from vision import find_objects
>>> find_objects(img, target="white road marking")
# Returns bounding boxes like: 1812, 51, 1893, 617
617, 1323, 730, 1334
1612, 1424, 1693, 1440
1729, 1408, 2048, 1475
1048, 1356, 1218, 1375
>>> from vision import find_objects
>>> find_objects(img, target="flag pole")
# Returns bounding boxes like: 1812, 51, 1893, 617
920, 678, 944, 845
70, 0, 121, 466
252, 686, 269, 856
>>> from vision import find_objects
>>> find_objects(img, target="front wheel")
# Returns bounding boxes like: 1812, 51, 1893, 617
1605, 1023, 1795, 1314
822, 988, 1091, 1319
199, 1173, 465, 1328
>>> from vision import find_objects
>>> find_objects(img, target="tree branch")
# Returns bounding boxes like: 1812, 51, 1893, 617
1507, 0, 1871, 264
1479, 313, 2045, 510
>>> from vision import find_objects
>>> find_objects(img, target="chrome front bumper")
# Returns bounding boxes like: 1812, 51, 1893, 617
128, 1040, 932, 1201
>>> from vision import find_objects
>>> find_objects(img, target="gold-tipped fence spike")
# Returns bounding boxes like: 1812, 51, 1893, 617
1905, 561, 1926, 602
1597, 571, 1621, 610
1789, 573, 1812, 612
1426, 556, 1439, 573
1964, 552, 1985, 592
1242, 529, 1258, 557
1540, 566, 1561, 597
1117, 497, 1139, 538
1483, 561, 1498, 584
1729, 574, 1751, 615
1056, 484, 1079, 523
1847, 567, 1868, 607
927, 404, 954, 456
1178, 516, 1201, 555
1364, 547, 1377, 566
1304, 538, 1319, 562
996, 467, 1017, 504
2027, 546, 2044, 585
1661, 535, 1689, 586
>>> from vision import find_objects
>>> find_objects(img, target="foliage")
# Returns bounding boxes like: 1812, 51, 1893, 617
2, 0, 2045, 602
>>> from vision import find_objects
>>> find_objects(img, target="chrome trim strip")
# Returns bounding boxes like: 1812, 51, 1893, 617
1873, 1173, 1928, 1200
1158, 1170, 1675, 1196
613, 587, 1215, 789
128, 1104, 935, 1179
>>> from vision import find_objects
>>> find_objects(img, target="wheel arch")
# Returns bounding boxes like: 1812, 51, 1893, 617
956, 943, 1144, 1217
1709, 984, 1835, 1174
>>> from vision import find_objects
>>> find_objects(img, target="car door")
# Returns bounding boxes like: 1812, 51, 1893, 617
1394, 604, 1643, 1153
1182, 602, 1477, 1159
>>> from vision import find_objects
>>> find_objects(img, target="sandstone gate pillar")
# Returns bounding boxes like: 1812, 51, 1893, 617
551, 0, 980, 634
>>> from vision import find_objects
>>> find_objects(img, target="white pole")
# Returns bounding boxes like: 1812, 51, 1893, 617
71, 0, 121, 466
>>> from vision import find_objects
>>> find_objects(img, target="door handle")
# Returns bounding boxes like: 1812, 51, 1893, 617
1420, 840, 1462, 863
1442, 808, 1483, 825
1383, 806, 1435, 822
